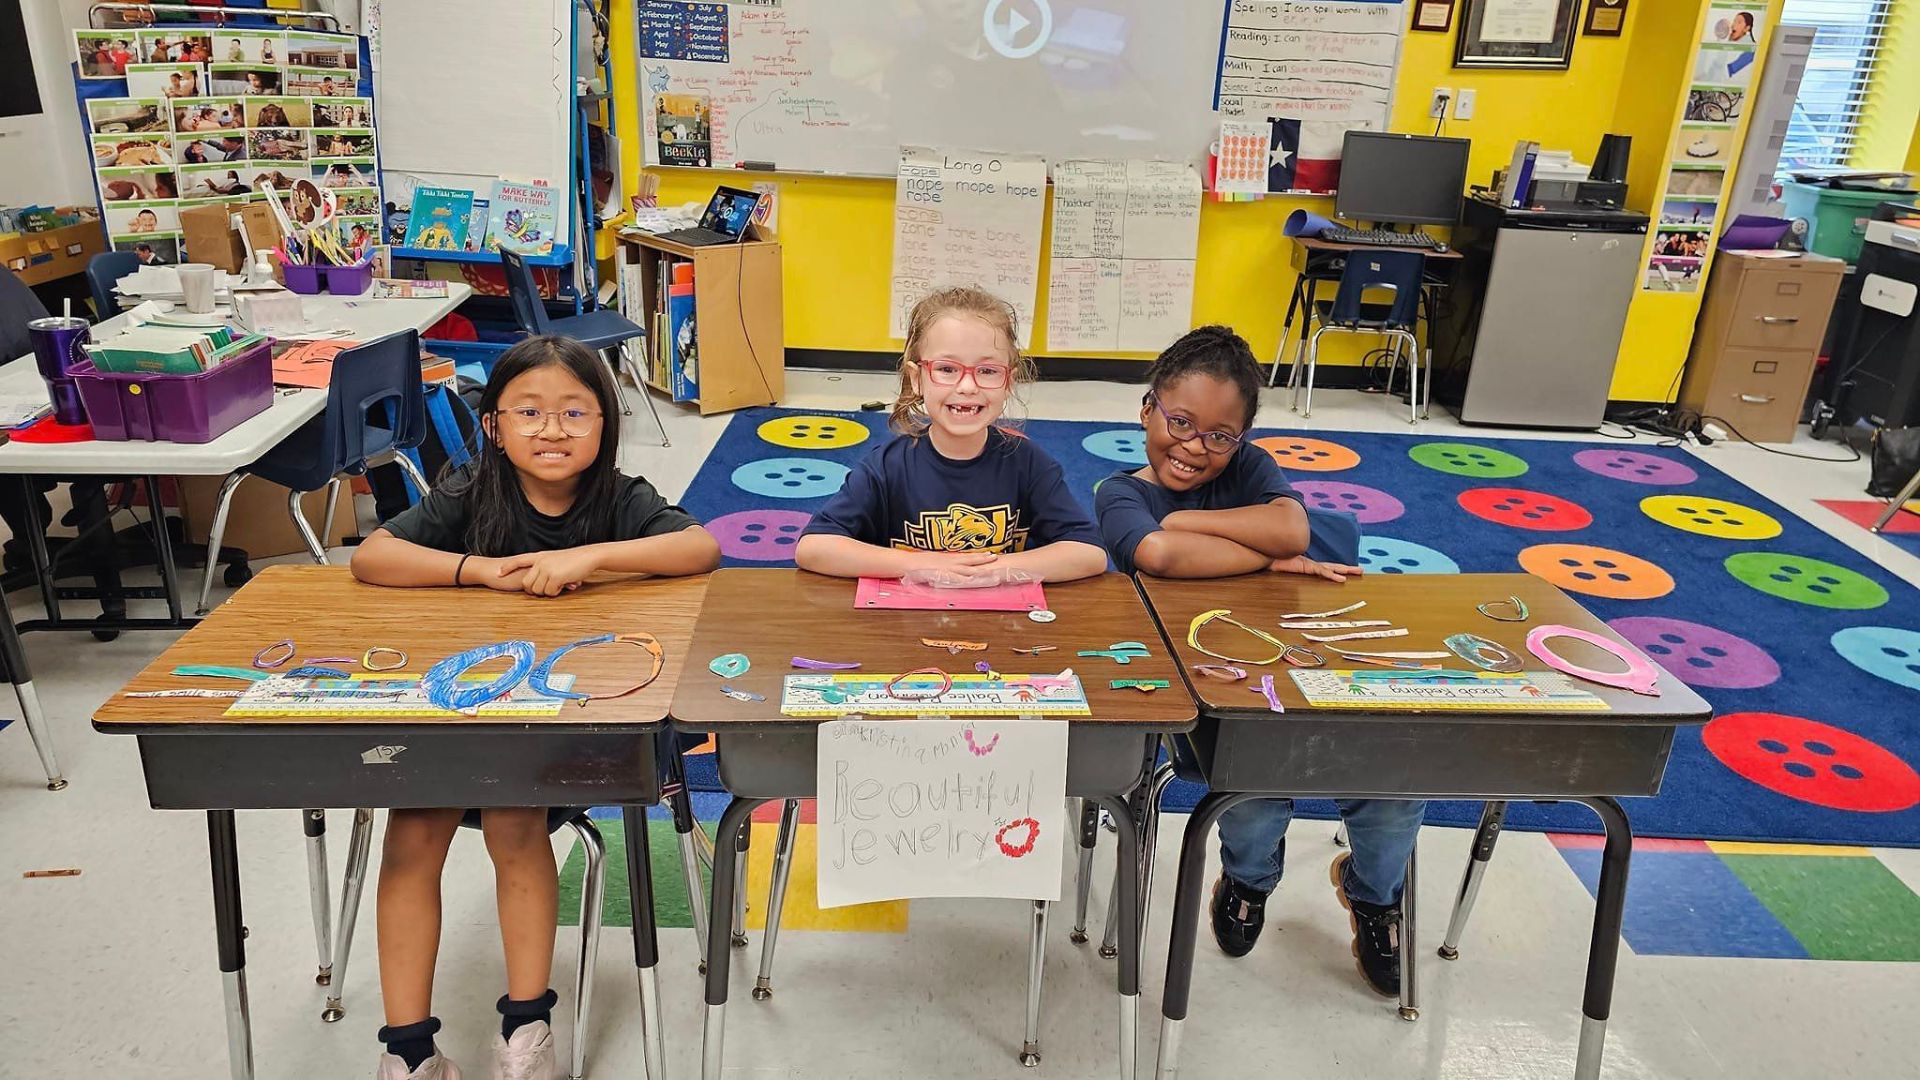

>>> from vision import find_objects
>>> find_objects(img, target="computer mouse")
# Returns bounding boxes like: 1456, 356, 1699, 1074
1435, 242, 1449, 253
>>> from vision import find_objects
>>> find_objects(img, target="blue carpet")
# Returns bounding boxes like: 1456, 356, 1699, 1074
676, 407, 1920, 848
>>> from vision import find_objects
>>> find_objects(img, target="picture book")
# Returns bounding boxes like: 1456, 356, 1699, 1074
668, 263, 697, 402
403, 187, 473, 251
465, 198, 490, 252
485, 178, 560, 256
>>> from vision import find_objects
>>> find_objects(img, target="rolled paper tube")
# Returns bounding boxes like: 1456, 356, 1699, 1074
1284, 208, 1338, 237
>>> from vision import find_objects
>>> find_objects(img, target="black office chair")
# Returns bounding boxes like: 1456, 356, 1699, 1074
84, 251, 141, 321
498, 250, 668, 446
1289, 249, 1429, 423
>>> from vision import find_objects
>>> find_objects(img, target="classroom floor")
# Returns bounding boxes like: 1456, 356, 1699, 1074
4, 372, 1919, 1078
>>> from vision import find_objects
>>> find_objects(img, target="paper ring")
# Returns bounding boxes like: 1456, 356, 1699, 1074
1444, 633, 1525, 673
362, 646, 409, 672
1525, 624, 1662, 696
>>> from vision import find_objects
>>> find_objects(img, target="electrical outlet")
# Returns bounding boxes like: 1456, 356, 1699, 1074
1454, 88, 1477, 120
1429, 88, 1452, 119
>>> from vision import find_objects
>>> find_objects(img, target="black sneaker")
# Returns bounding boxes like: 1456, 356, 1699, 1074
1209, 873, 1269, 958
1330, 853, 1400, 997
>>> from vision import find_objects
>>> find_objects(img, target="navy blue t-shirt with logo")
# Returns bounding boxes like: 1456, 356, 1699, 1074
803, 427, 1101, 553
1094, 441, 1309, 574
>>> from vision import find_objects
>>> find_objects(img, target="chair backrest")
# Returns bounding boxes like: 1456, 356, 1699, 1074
326, 328, 425, 479
1329, 249, 1425, 328
498, 249, 551, 334
85, 252, 141, 323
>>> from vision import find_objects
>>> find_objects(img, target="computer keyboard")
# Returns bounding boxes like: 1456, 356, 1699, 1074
1322, 227, 1444, 250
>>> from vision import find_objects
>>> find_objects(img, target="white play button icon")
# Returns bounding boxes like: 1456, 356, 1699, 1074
984, 0, 1052, 60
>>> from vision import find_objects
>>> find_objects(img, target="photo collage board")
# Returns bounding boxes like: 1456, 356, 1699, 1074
77, 26, 380, 265
1643, 2, 1762, 292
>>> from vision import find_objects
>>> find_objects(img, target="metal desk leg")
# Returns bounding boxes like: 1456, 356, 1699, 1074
1399, 840, 1419, 1022
1871, 467, 1920, 532
622, 806, 667, 1080
1570, 798, 1632, 1080
663, 752, 712, 972
303, 810, 334, 988
1070, 798, 1097, 945
1090, 794, 1142, 1080
1439, 800, 1507, 961
702, 796, 768, 1080
1020, 899, 1049, 1066
753, 800, 800, 1000
731, 820, 750, 948
1155, 791, 1257, 1080
0, 586, 64, 790
144, 476, 185, 624
1269, 276, 1308, 388
324, 809, 374, 1023
20, 476, 62, 625
208, 810, 253, 1080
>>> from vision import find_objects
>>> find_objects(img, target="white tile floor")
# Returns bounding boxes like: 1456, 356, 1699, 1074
2, 373, 1917, 1079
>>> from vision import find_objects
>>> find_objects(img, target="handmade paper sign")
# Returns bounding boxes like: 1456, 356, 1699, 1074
816, 718, 1067, 908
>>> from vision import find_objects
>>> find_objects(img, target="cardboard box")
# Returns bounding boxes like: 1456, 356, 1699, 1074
180, 202, 248, 272
178, 474, 356, 559
0, 213, 107, 287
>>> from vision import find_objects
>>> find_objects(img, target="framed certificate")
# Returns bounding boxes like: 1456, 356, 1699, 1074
1585, 0, 1628, 37
1412, 1, 1456, 32
1454, 0, 1580, 68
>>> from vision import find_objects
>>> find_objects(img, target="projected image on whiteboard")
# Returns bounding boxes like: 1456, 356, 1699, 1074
640, 0, 1225, 176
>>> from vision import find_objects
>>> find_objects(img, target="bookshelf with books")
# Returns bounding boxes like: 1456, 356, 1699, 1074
616, 229, 783, 415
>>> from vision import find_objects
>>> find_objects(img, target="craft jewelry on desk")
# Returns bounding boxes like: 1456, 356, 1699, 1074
1112, 679, 1170, 693
1477, 595, 1529, 622
922, 638, 988, 654
362, 646, 407, 671
1281, 600, 1367, 619
1301, 627, 1408, 643
1188, 608, 1288, 665
1012, 645, 1058, 656
1077, 641, 1151, 664
252, 639, 295, 669
1250, 673, 1284, 712
719, 686, 764, 702
1191, 664, 1248, 682
886, 667, 953, 700
1526, 624, 1662, 696
791, 656, 861, 670
710, 653, 750, 678
527, 632, 666, 704
421, 639, 537, 713
1445, 633, 1524, 673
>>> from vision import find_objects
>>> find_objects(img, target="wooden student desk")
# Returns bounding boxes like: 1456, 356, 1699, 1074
669, 568, 1196, 1080
92, 564, 705, 1080
1135, 572, 1711, 1080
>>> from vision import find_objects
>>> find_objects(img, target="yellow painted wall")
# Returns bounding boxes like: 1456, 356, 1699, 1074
608, 1, 1729, 399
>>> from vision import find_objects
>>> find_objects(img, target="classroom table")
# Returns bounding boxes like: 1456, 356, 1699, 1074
93, 563, 697, 1080
1266, 235, 1465, 390
1136, 572, 1711, 1080
668, 568, 1197, 1080
2, 285, 470, 789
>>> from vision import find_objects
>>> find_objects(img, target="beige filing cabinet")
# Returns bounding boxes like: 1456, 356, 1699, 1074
1680, 251, 1846, 443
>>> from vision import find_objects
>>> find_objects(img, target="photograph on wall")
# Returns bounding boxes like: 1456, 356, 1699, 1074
1703, 3, 1761, 45
179, 133, 250, 165
286, 32, 359, 71
208, 65, 280, 96
654, 91, 712, 167
1660, 197, 1719, 228
1653, 227, 1711, 260
1644, 254, 1703, 292
213, 29, 284, 65
338, 216, 380, 258
334, 187, 381, 217
177, 163, 259, 199
1684, 86, 1744, 125
318, 162, 376, 189
245, 96, 312, 127
312, 129, 375, 161
87, 97, 170, 133
1667, 163, 1728, 198
286, 66, 352, 97
1672, 124, 1736, 164
91, 132, 173, 168
75, 32, 139, 78
112, 233, 181, 265
106, 201, 181, 236
172, 96, 245, 131
125, 63, 205, 99
1695, 43, 1757, 85
248, 128, 310, 162
313, 98, 372, 128
137, 31, 213, 64
252, 166, 307, 196
97, 165, 178, 202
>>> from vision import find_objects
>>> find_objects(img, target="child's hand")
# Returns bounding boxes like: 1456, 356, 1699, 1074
1268, 554, 1364, 583
471, 557, 529, 592
496, 549, 600, 597
904, 550, 999, 585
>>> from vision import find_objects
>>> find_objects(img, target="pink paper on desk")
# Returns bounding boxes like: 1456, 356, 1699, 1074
854, 576, 1047, 612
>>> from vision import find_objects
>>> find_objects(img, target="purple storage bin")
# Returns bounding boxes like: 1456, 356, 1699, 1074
282, 262, 324, 294
325, 257, 373, 296
70, 338, 274, 443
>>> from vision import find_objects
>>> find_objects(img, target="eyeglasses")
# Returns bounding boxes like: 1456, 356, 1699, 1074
1151, 395, 1242, 454
918, 359, 1011, 389
497, 407, 602, 438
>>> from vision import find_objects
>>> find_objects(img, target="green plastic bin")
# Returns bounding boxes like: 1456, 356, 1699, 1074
1782, 180, 1916, 264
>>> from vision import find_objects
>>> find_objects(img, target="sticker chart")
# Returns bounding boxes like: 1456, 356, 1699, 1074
1288, 669, 1612, 712
224, 673, 575, 718
781, 673, 1091, 718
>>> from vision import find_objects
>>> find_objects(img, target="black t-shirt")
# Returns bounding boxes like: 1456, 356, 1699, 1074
803, 427, 1101, 553
1094, 441, 1301, 575
382, 466, 698, 556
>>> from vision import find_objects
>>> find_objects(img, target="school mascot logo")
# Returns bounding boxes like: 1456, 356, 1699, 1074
898, 503, 1028, 553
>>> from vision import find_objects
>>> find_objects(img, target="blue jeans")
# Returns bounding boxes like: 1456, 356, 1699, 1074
1218, 798, 1426, 907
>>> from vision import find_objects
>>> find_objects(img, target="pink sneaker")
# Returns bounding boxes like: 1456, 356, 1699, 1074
376, 1050, 463, 1079
490, 1021, 557, 1080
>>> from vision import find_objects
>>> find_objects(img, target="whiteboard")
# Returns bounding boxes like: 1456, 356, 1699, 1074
374, 0, 573, 219
638, 0, 1238, 177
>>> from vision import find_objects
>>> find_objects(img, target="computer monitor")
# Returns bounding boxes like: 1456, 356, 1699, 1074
1334, 131, 1472, 227
697, 185, 761, 240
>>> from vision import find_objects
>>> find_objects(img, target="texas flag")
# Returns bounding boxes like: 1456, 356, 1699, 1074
1268, 117, 1346, 195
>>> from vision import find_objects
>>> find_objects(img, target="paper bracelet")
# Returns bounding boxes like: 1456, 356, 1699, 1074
1250, 673, 1285, 712
886, 667, 953, 700
1190, 664, 1247, 682
362, 647, 409, 671
528, 633, 666, 705
1444, 633, 1525, 673
709, 653, 750, 679
1525, 624, 1662, 696
252, 639, 295, 669
422, 640, 536, 713
1188, 609, 1288, 665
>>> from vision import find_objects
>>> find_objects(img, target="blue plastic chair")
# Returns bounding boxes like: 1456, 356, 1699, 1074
1289, 249, 1428, 423
194, 328, 432, 614
499, 249, 668, 446
84, 251, 140, 322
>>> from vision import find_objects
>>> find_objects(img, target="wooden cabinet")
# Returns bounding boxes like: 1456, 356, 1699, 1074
615, 231, 784, 415
1680, 251, 1845, 443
